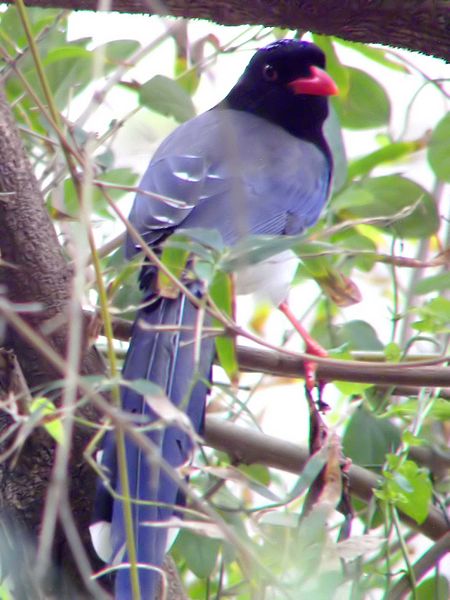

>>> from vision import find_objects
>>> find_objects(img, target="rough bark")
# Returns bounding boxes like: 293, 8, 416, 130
0, 86, 106, 596
13, 0, 450, 61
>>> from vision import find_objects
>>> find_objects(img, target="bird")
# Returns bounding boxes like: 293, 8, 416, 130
91, 39, 337, 599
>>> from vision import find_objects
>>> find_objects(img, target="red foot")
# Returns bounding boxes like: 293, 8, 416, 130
279, 301, 328, 399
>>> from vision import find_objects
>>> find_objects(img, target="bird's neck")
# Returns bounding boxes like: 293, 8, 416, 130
287, 119, 331, 162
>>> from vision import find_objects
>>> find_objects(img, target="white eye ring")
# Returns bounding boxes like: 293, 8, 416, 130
263, 64, 278, 82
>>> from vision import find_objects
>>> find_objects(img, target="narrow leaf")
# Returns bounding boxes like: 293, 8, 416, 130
209, 270, 238, 383
337, 39, 409, 73
157, 234, 190, 298
428, 112, 450, 182
413, 272, 450, 295
29, 397, 64, 444
348, 139, 424, 179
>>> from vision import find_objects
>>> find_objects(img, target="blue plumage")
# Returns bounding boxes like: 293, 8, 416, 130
92, 39, 336, 599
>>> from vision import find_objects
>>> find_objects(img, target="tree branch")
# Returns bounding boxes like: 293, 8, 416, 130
107, 314, 450, 392
237, 345, 450, 389
11, 0, 450, 61
203, 417, 450, 542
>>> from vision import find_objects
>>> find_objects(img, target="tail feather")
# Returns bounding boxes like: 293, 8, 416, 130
95, 292, 214, 599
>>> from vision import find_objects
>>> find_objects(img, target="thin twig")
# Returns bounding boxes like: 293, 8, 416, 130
388, 532, 450, 600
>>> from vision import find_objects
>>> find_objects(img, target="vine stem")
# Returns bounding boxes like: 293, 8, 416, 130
86, 214, 141, 597
392, 507, 417, 600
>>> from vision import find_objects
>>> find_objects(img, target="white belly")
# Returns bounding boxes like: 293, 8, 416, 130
235, 250, 298, 306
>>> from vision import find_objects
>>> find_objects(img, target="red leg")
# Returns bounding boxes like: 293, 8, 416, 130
279, 301, 328, 401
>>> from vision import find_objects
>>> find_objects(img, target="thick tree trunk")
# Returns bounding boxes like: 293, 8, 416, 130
0, 86, 106, 596
13, 0, 450, 61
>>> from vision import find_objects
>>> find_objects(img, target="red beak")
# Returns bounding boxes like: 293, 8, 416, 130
288, 66, 338, 96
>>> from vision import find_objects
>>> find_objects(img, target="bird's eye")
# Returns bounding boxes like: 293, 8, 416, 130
263, 64, 278, 82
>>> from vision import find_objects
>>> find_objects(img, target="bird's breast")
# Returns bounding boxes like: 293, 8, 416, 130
234, 249, 298, 306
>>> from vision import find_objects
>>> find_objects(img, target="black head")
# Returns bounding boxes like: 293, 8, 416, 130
223, 40, 337, 150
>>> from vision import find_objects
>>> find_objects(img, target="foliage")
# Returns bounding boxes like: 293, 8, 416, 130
0, 6, 449, 599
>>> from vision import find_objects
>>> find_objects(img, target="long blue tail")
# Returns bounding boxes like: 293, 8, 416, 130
95, 293, 214, 598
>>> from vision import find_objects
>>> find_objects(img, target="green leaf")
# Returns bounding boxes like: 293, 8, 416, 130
233, 465, 278, 501
106, 250, 142, 317
29, 397, 64, 444
416, 576, 449, 600
336, 39, 409, 73
62, 168, 137, 219
413, 272, 450, 295
95, 168, 137, 201
385, 398, 450, 422
348, 139, 423, 179
192, 260, 215, 285
324, 106, 348, 193
288, 448, 328, 501
335, 320, 384, 351
334, 380, 372, 395
175, 55, 200, 95
331, 186, 373, 212
157, 234, 191, 298
412, 297, 450, 333
330, 227, 377, 272
384, 459, 432, 524
0, 6, 66, 51
334, 175, 439, 239
384, 342, 401, 363
45, 45, 91, 64
428, 112, 450, 182
43, 45, 94, 108
173, 530, 220, 578
177, 228, 225, 253
0, 581, 12, 600
238, 464, 271, 487
343, 406, 400, 467
402, 431, 425, 447
139, 75, 196, 123
209, 271, 238, 383
100, 39, 140, 67
333, 67, 390, 129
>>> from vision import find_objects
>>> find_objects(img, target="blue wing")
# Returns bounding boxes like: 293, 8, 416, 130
93, 108, 331, 599
126, 109, 331, 255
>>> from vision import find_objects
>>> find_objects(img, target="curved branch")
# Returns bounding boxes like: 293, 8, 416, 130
6, 0, 450, 61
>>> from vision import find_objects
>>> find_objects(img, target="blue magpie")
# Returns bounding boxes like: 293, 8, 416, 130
92, 39, 337, 599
